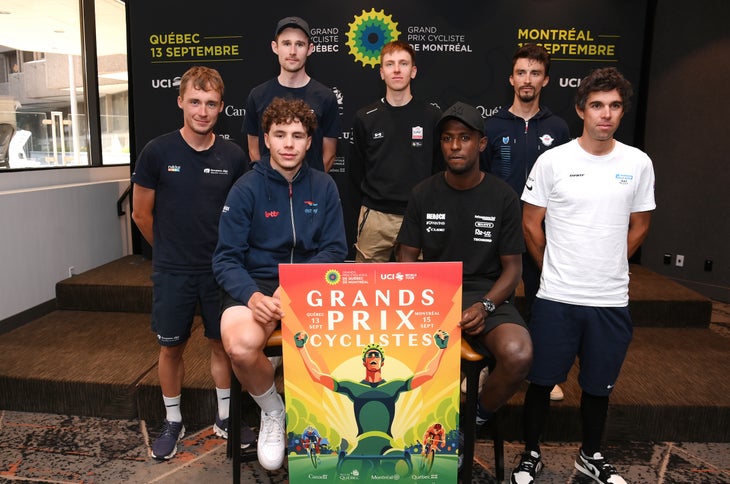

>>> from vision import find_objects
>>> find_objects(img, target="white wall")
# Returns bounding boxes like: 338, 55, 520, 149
0, 166, 133, 321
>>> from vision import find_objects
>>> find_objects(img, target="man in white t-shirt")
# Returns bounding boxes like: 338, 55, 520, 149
512, 67, 655, 484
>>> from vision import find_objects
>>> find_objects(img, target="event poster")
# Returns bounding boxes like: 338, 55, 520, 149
280, 262, 462, 483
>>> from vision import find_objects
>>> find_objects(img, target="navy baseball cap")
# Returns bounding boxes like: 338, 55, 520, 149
274, 16, 311, 39
437, 101, 484, 132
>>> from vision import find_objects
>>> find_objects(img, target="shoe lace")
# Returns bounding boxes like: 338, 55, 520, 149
516, 452, 540, 472
160, 421, 181, 439
597, 460, 619, 476
262, 412, 284, 442
585, 453, 619, 476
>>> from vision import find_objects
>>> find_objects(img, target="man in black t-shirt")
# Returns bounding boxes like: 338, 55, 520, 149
349, 40, 443, 262
397, 102, 533, 434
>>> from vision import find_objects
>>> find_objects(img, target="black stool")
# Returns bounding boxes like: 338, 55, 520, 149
461, 339, 504, 482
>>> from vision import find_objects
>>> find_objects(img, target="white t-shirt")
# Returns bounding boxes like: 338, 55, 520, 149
522, 139, 656, 306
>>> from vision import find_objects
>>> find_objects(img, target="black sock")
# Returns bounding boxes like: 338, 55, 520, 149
522, 383, 551, 453
580, 391, 609, 456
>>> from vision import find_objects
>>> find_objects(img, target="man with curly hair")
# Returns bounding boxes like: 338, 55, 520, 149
213, 97, 348, 470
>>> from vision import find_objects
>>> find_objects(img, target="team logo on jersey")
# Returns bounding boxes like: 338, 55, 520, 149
304, 200, 319, 214
373, 131, 384, 140
502, 136, 510, 144
411, 126, 424, 140
203, 168, 229, 175
167, 165, 181, 172
539, 134, 555, 146
265, 210, 280, 218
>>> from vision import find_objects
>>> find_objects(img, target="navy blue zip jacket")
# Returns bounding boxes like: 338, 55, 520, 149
482, 106, 570, 195
213, 155, 348, 305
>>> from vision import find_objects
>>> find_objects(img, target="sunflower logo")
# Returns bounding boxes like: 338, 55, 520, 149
325, 269, 341, 285
346, 9, 401, 68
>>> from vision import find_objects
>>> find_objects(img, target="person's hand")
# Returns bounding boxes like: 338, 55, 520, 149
248, 291, 284, 326
459, 303, 486, 336
434, 330, 449, 349
295, 331, 309, 348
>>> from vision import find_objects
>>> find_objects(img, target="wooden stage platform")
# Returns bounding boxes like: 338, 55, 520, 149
0, 255, 727, 442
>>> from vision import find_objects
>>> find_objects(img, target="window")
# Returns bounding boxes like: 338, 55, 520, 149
0, 0, 129, 170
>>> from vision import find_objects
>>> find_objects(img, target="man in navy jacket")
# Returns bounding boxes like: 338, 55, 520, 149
213, 97, 347, 471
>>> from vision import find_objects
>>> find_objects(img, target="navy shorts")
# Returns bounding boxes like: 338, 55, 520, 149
151, 271, 222, 346
527, 298, 633, 396
462, 289, 527, 358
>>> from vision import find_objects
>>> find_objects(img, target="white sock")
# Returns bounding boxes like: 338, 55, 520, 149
216, 387, 231, 420
250, 383, 284, 414
163, 394, 182, 423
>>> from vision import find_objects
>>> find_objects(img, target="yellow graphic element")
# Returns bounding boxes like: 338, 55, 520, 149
346, 9, 401, 68
361, 343, 385, 359
324, 269, 341, 285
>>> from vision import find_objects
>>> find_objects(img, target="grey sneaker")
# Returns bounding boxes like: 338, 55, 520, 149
151, 420, 185, 461
257, 409, 286, 470
213, 415, 257, 449
575, 449, 626, 484
511, 450, 543, 484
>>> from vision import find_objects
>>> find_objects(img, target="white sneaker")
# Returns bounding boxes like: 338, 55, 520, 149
257, 409, 286, 470
550, 384, 564, 401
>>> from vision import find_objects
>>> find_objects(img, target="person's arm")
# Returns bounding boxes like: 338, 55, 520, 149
411, 330, 449, 388
396, 243, 421, 262
247, 134, 260, 162
322, 137, 337, 172
294, 332, 335, 390
627, 211, 652, 258
212, 184, 262, 305
131, 184, 155, 246
522, 202, 547, 270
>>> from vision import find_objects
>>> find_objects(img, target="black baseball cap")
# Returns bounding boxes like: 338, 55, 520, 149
437, 101, 484, 133
274, 16, 311, 39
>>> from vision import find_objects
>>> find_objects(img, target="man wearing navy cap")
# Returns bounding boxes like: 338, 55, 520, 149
243, 16, 340, 172
397, 102, 533, 452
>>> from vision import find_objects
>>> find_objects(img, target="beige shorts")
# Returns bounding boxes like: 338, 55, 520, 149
354, 206, 403, 263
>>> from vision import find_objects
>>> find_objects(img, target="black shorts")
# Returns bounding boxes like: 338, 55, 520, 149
220, 278, 279, 313
462, 289, 527, 357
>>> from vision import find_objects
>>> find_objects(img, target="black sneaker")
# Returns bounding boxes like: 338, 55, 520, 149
151, 420, 185, 461
475, 404, 490, 426
575, 449, 627, 484
213, 415, 257, 449
510, 450, 543, 484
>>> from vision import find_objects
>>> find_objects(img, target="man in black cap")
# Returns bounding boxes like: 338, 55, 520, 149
397, 101, 533, 433
243, 16, 340, 172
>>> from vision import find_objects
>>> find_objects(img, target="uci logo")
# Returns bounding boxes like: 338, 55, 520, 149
559, 77, 582, 88
151, 76, 181, 89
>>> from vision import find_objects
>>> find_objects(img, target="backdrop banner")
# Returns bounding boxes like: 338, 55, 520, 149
280, 262, 462, 483
128, 0, 649, 255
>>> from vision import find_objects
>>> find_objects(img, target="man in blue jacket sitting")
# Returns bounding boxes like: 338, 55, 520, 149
213, 96, 348, 471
